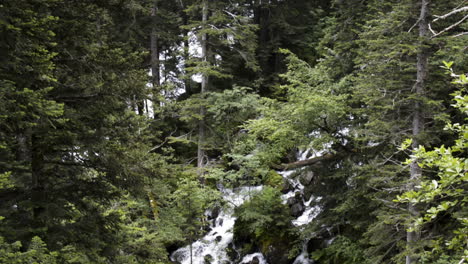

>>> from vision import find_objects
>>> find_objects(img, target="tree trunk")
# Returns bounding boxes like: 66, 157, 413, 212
197, 0, 208, 175
31, 133, 44, 222
406, 1, 429, 263
151, 0, 160, 118
189, 242, 193, 264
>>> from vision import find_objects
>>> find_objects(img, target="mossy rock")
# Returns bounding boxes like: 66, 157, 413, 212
204, 254, 213, 264
263, 170, 284, 189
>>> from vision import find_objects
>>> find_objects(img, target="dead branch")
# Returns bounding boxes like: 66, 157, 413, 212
433, 6, 468, 22
430, 14, 468, 38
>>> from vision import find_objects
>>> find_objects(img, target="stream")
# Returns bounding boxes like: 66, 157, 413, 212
171, 150, 321, 264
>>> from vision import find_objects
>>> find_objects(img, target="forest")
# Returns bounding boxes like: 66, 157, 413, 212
0, 0, 467, 263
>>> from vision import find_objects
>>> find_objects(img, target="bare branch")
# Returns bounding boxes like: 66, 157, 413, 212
148, 128, 178, 153
408, 18, 421, 33
428, 23, 437, 35
433, 6, 468, 22
452, 31, 468, 38
430, 14, 468, 38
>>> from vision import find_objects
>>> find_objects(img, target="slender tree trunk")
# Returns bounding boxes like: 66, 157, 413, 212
151, 0, 160, 118
189, 241, 193, 264
178, 0, 191, 95
406, 1, 429, 263
137, 100, 145, 115
197, 0, 208, 175
31, 132, 44, 222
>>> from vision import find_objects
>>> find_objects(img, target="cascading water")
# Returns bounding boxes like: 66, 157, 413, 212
171, 186, 263, 264
239, 253, 268, 264
278, 149, 322, 264
171, 149, 322, 264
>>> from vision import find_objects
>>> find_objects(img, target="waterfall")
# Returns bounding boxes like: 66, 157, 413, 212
240, 253, 268, 264
171, 149, 322, 264
171, 186, 262, 264
278, 149, 322, 264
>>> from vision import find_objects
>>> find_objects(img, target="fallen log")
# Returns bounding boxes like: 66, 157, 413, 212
272, 152, 338, 170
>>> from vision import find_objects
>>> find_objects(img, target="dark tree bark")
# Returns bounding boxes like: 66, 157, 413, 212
151, 0, 160, 118
197, 0, 208, 174
406, 1, 430, 263
31, 132, 44, 222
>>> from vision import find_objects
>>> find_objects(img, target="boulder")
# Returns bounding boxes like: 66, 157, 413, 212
251, 256, 260, 264
287, 192, 302, 206
209, 206, 221, 220
299, 171, 314, 186
226, 242, 239, 261
204, 254, 213, 264
264, 244, 291, 264
291, 203, 305, 217
281, 179, 292, 194
303, 187, 313, 202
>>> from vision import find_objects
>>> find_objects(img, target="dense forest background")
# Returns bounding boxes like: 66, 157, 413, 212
0, 0, 467, 263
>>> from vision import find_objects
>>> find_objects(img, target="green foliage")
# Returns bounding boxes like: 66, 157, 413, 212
173, 173, 220, 243
184, 0, 258, 79
0, 236, 58, 264
1, 0, 467, 263
239, 49, 349, 166
263, 170, 284, 189
397, 67, 468, 263
311, 236, 366, 264
234, 187, 295, 253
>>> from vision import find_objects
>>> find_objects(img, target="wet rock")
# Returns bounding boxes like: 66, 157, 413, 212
299, 171, 314, 186
287, 196, 297, 206
226, 242, 239, 261
281, 179, 292, 194
287, 192, 303, 206
303, 187, 313, 202
251, 256, 260, 264
291, 203, 305, 217
170, 250, 186, 263
204, 254, 213, 264
209, 206, 221, 220
264, 244, 290, 264
216, 235, 222, 242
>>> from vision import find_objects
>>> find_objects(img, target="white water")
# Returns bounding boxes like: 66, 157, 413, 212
240, 253, 268, 264
278, 149, 322, 264
172, 149, 323, 264
171, 186, 262, 264
292, 196, 321, 227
